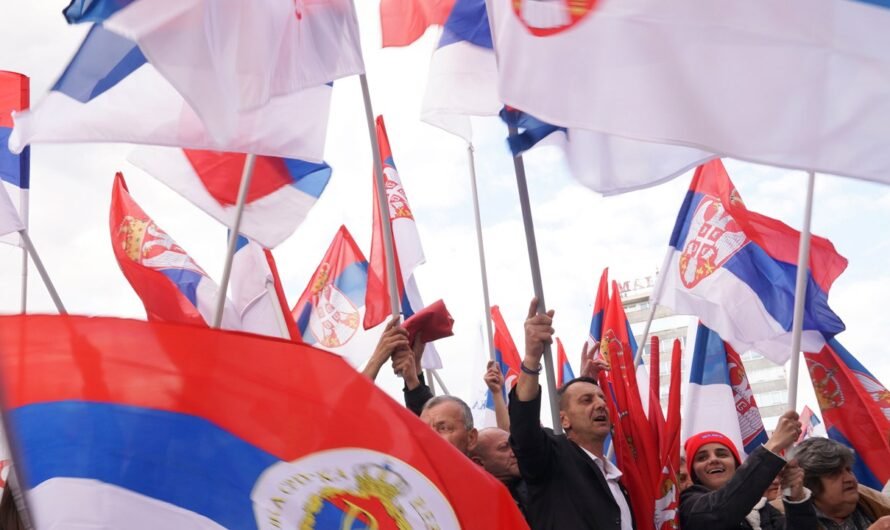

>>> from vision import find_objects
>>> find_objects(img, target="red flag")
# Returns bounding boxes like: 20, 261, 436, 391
602, 280, 659, 527
0, 315, 529, 529
380, 0, 455, 47
655, 339, 683, 529
110, 173, 240, 329
804, 339, 890, 490
491, 305, 522, 393
648, 336, 667, 448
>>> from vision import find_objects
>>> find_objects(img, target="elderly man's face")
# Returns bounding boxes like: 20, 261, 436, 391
814, 464, 860, 519
420, 401, 477, 456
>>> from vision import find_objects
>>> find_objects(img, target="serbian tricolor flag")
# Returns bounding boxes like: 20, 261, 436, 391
804, 339, 890, 490
556, 337, 575, 388
656, 159, 847, 364
292, 226, 373, 367
381, 0, 455, 47
683, 322, 768, 458
421, 0, 499, 140
0, 71, 28, 246
110, 173, 241, 330
587, 267, 609, 351
230, 235, 297, 340
488, 305, 522, 409
796, 405, 822, 444
364, 116, 442, 368
0, 315, 529, 529
129, 147, 331, 248
600, 280, 659, 528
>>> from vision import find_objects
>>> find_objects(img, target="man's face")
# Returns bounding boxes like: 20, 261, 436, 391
420, 401, 477, 456
559, 381, 610, 442
814, 465, 860, 519
691, 442, 737, 491
677, 458, 693, 492
475, 429, 520, 483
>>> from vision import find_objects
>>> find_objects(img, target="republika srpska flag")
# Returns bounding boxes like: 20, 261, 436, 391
489, 0, 890, 189
110, 173, 241, 330
655, 159, 847, 364
10, 0, 363, 160
555, 337, 575, 388
804, 339, 890, 490
0, 315, 529, 529
487, 305, 522, 409
0, 71, 28, 246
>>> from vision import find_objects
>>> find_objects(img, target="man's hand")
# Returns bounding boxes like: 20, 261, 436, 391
764, 410, 802, 455
580, 341, 609, 381
361, 317, 409, 382
780, 460, 806, 501
484, 360, 504, 394
411, 331, 425, 375
523, 297, 554, 366
392, 350, 420, 390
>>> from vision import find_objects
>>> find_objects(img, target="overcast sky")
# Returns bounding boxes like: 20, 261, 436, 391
2, 2, 889, 425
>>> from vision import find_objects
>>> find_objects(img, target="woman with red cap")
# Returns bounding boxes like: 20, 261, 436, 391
679, 411, 819, 529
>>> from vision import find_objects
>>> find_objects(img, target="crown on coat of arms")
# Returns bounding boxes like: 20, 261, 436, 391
118, 215, 150, 263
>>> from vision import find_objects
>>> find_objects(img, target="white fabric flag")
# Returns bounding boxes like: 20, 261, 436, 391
0, 184, 23, 237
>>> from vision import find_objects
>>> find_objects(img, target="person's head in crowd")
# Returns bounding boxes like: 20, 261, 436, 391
420, 395, 478, 456
684, 431, 743, 490
790, 437, 860, 520
471, 428, 520, 483
557, 377, 611, 447
678, 455, 693, 492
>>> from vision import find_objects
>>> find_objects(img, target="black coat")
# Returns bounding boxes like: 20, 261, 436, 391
508, 387, 636, 530
679, 445, 819, 529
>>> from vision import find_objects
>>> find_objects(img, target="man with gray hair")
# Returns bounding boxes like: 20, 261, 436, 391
789, 437, 890, 529
420, 395, 478, 456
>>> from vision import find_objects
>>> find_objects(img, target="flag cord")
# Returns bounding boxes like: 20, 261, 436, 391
507, 125, 562, 433
359, 73, 401, 320
19, 230, 65, 314
467, 142, 496, 362
632, 247, 676, 368
787, 170, 816, 411
212, 153, 257, 328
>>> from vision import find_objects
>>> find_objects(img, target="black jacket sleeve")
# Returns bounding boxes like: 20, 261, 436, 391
403, 373, 433, 416
508, 386, 555, 484
781, 494, 820, 530
679, 445, 787, 528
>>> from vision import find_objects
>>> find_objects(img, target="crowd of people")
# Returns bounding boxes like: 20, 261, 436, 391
364, 297, 890, 529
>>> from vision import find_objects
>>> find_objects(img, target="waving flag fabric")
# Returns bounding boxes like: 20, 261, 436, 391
655, 160, 847, 363
600, 280, 658, 528
129, 147, 331, 248
10, 24, 332, 161
62, 0, 363, 142
487, 305, 522, 409
587, 267, 609, 350
0, 184, 23, 238
489, 0, 890, 188
292, 226, 375, 367
0, 71, 28, 246
363, 116, 442, 369
556, 337, 575, 388
684, 322, 768, 458
796, 405, 822, 444
381, 0, 454, 47
110, 173, 241, 330
0, 315, 529, 529
421, 0, 499, 140
804, 339, 890, 490
656, 338, 683, 530
230, 236, 295, 340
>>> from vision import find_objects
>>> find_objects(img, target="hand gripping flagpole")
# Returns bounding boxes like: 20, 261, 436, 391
787, 170, 816, 412
18, 230, 65, 314
468, 143, 496, 362
508, 125, 562, 433
212, 153, 257, 328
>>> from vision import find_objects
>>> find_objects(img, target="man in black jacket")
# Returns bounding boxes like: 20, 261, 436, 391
509, 298, 635, 530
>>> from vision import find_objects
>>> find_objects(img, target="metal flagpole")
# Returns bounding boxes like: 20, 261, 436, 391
18, 230, 65, 314
19, 188, 29, 314
468, 142, 496, 362
431, 369, 451, 395
360, 74, 401, 320
507, 125, 562, 433
427, 369, 437, 396
632, 247, 676, 367
787, 170, 816, 412
212, 153, 257, 328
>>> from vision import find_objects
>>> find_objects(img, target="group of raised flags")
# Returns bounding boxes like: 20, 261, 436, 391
0, 72, 27, 242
